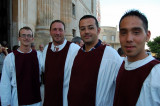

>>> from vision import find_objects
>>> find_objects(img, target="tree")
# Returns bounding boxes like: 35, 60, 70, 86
147, 36, 160, 58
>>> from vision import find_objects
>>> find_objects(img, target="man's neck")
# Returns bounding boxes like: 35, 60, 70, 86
19, 46, 32, 53
84, 39, 99, 52
53, 39, 65, 46
127, 52, 148, 62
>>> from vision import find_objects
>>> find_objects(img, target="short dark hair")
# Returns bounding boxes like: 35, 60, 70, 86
117, 47, 125, 56
71, 36, 82, 44
50, 20, 65, 31
19, 26, 33, 37
79, 15, 99, 28
119, 9, 148, 32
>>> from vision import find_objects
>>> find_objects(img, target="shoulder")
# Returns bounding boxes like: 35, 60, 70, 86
4, 52, 14, 60
104, 46, 121, 59
101, 46, 123, 64
69, 43, 80, 51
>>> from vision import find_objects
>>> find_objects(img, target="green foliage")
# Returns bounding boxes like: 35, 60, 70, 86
147, 36, 160, 58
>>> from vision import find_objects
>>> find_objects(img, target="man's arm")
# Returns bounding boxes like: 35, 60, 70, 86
0, 54, 12, 106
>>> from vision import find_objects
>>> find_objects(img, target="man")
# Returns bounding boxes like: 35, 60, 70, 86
1, 41, 12, 53
0, 26, 42, 106
42, 20, 80, 106
113, 10, 160, 106
67, 15, 123, 106
117, 47, 126, 57
37, 44, 44, 57
71, 36, 84, 47
38, 44, 44, 53
0, 44, 8, 79
31, 43, 36, 50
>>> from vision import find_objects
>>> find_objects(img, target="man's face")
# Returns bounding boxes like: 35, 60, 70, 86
18, 29, 34, 47
39, 45, 44, 51
79, 40, 84, 47
79, 18, 100, 46
119, 16, 150, 61
0, 45, 2, 53
50, 22, 65, 46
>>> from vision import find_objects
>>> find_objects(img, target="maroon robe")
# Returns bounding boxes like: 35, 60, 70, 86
43, 41, 71, 106
113, 59, 160, 106
13, 50, 41, 105
67, 45, 106, 106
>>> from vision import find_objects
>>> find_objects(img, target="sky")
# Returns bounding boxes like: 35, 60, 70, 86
100, 0, 160, 40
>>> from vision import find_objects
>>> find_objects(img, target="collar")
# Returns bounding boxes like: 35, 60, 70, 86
82, 39, 102, 52
124, 55, 155, 70
51, 39, 67, 52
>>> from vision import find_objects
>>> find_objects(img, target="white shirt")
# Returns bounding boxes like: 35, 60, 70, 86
124, 55, 160, 106
0, 49, 42, 106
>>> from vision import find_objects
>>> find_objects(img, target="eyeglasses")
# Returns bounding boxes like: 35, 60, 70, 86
20, 34, 32, 38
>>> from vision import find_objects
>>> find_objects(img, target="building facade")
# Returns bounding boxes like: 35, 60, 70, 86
0, 0, 99, 49
99, 26, 120, 50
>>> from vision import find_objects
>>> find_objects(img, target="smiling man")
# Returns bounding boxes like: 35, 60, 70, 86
0, 26, 42, 106
113, 10, 160, 106
67, 15, 123, 106
42, 20, 80, 106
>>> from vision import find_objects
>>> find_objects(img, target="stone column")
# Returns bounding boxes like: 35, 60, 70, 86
60, 0, 73, 41
35, 0, 55, 48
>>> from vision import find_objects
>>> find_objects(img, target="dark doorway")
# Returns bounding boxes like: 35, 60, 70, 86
0, 0, 12, 49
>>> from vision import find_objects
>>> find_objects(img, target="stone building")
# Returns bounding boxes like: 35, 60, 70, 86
99, 26, 120, 50
0, 0, 99, 49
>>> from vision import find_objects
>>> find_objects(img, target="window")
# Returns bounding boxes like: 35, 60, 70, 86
72, 3, 76, 16
72, 29, 76, 37
103, 36, 107, 41
111, 35, 115, 41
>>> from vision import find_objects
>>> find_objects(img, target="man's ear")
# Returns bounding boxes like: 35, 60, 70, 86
146, 30, 151, 42
97, 27, 101, 35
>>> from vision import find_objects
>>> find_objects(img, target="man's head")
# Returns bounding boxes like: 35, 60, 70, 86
18, 26, 34, 47
119, 10, 151, 62
50, 20, 65, 46
31, 43, 36, 50
39, 44, 44, 52
71, 36, 84, 47
79, 15, 100, 47
117, 47, 125, 57
0, 44, 2, 53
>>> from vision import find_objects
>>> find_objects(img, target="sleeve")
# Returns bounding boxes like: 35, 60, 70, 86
136, 64, 160, 106
42, 45, 48, 72
0, 54, 13, 106
37, 51, 43, 79
95, 46, 123, 106
104, 46, 123, 81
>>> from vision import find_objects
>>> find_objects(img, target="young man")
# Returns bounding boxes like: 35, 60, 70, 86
0, 26, 42, 106
67, 15, 123, 106
42, 20, 80, 106
113, 10, 160, 106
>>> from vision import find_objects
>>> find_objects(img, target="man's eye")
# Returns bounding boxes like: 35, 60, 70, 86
88, 26, 94, 30
27, 34, 32, 37
133, 31, 140, 35
80, 28, 85, 31
120, 31, 127, 35
59, 29, 63, 32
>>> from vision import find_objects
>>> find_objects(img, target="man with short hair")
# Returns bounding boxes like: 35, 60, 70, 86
42, 20, 80, 106
0, 26, 42, 106
113, 10, 160, 106
71, 36, 84, 47
67, 15, 123, 106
